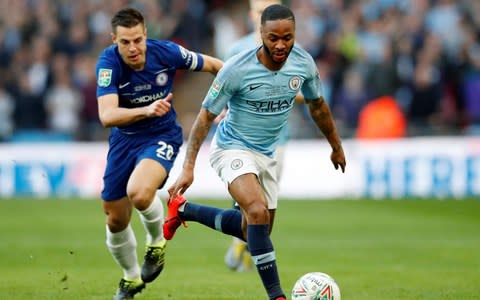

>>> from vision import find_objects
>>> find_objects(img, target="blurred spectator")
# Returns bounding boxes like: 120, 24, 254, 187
167, 0, 213, 51
212, 1, 247, 60
27, 36, 52, 98
0, 79, 14, 141
356, 95, 407, 139
393, 34, 416, 111
357, 9, 389, 65
61, 20, 93, 56
425, 0, 462, 60
12, 70, 47, 130
459, 20, 480, 133
44, 54, 83, 137
0, 0, 479, 141
72, 53, 107, 140
365, 40, 399, 99
290, 0, 326, 57
332, 66, 371, 136
408, 34, 444, 135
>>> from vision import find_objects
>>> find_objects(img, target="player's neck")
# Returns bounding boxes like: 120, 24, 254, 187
257, 47, 285, 71
129, 64, 145, 71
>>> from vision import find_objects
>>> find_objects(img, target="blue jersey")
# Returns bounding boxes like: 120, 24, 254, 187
96, 39, 204, 135
203, 45, 323, 158
96, 39, 205, 200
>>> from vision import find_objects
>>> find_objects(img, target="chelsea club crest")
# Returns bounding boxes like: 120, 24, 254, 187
156, 72, 168, 86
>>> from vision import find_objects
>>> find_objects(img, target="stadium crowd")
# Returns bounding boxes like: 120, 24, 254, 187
0, 0, 479, 142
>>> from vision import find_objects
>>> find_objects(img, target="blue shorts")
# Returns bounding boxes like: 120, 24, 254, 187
101, 126, 183, 201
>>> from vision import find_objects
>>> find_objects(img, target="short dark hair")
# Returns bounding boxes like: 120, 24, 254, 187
261, 4, 295, 26
111, 8, 145, 32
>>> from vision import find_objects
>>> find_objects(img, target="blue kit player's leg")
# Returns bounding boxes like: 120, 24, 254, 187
102, 128, 181, 299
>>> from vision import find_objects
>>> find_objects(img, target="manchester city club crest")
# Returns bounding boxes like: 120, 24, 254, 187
231, 159, 243, 170
289, 76, 301, 90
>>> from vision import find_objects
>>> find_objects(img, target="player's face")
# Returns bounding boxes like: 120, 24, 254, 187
261, 19, 295, 67
112, 24, 147, 70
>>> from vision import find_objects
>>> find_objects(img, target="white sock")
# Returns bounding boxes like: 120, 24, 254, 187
106, 224, 140, 280
233, 237, 247, 246
138, 192, 164, 245
178, 202, 186, 212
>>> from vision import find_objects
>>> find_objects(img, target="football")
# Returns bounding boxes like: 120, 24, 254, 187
291, 272, 341, 300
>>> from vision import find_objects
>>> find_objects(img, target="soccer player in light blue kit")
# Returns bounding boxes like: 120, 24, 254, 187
165, 4, 345, 300
222, 0, 298, 272
95, 8, 222, 300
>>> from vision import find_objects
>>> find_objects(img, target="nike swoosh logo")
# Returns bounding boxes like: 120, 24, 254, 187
257, 256, 269, 263
119, 82, 130, 89
155, 68, 169, 74
254, 252, 275, 265
249, 84, 263, 91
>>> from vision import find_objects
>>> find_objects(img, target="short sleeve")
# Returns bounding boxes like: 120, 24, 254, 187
300, 56, 323, 101
96, 51, 120, 98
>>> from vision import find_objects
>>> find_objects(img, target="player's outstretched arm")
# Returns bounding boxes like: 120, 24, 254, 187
307, 96, 346, 173
168, 107, 217, 196
200, 54, 223, 75
98, 93, 173, 127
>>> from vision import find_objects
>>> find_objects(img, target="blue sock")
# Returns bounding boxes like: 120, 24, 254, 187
247, 224, 285, 300
180, 203, 244, 241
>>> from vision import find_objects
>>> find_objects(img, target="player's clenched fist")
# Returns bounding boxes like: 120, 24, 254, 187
146, 93, 173, 117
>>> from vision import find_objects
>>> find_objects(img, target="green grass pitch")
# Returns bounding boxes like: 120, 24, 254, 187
0, 198, 479, 299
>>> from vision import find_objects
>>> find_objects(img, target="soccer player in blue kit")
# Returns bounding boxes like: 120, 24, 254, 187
165, 4, 346, 300
95, 8, 222, 300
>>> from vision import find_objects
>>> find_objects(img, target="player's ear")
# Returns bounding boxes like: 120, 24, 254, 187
111, 33, 117, 44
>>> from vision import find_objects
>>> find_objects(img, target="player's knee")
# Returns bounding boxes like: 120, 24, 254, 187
127, 186, 155, 210
244, 202, 269, 224
103, 200, 131, 232
107, 214, 130, 232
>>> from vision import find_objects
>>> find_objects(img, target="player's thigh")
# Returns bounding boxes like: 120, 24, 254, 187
127, 158, 168, 205
229, 173, 267, 206
229, 174, 269, 224
127, 132, 181, 204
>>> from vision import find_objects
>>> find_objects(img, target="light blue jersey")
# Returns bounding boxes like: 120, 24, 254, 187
203, 45, 323, 158
225, 33, 257, 59
226, 33, 290, 145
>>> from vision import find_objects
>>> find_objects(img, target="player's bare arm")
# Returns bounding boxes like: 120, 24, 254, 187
168, 108, 217, 196
183, 108, 217, 170
98, 93, 173, 128
294, 93, 305, 104
201, 54, 223, 75
308, 96, 346, 173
